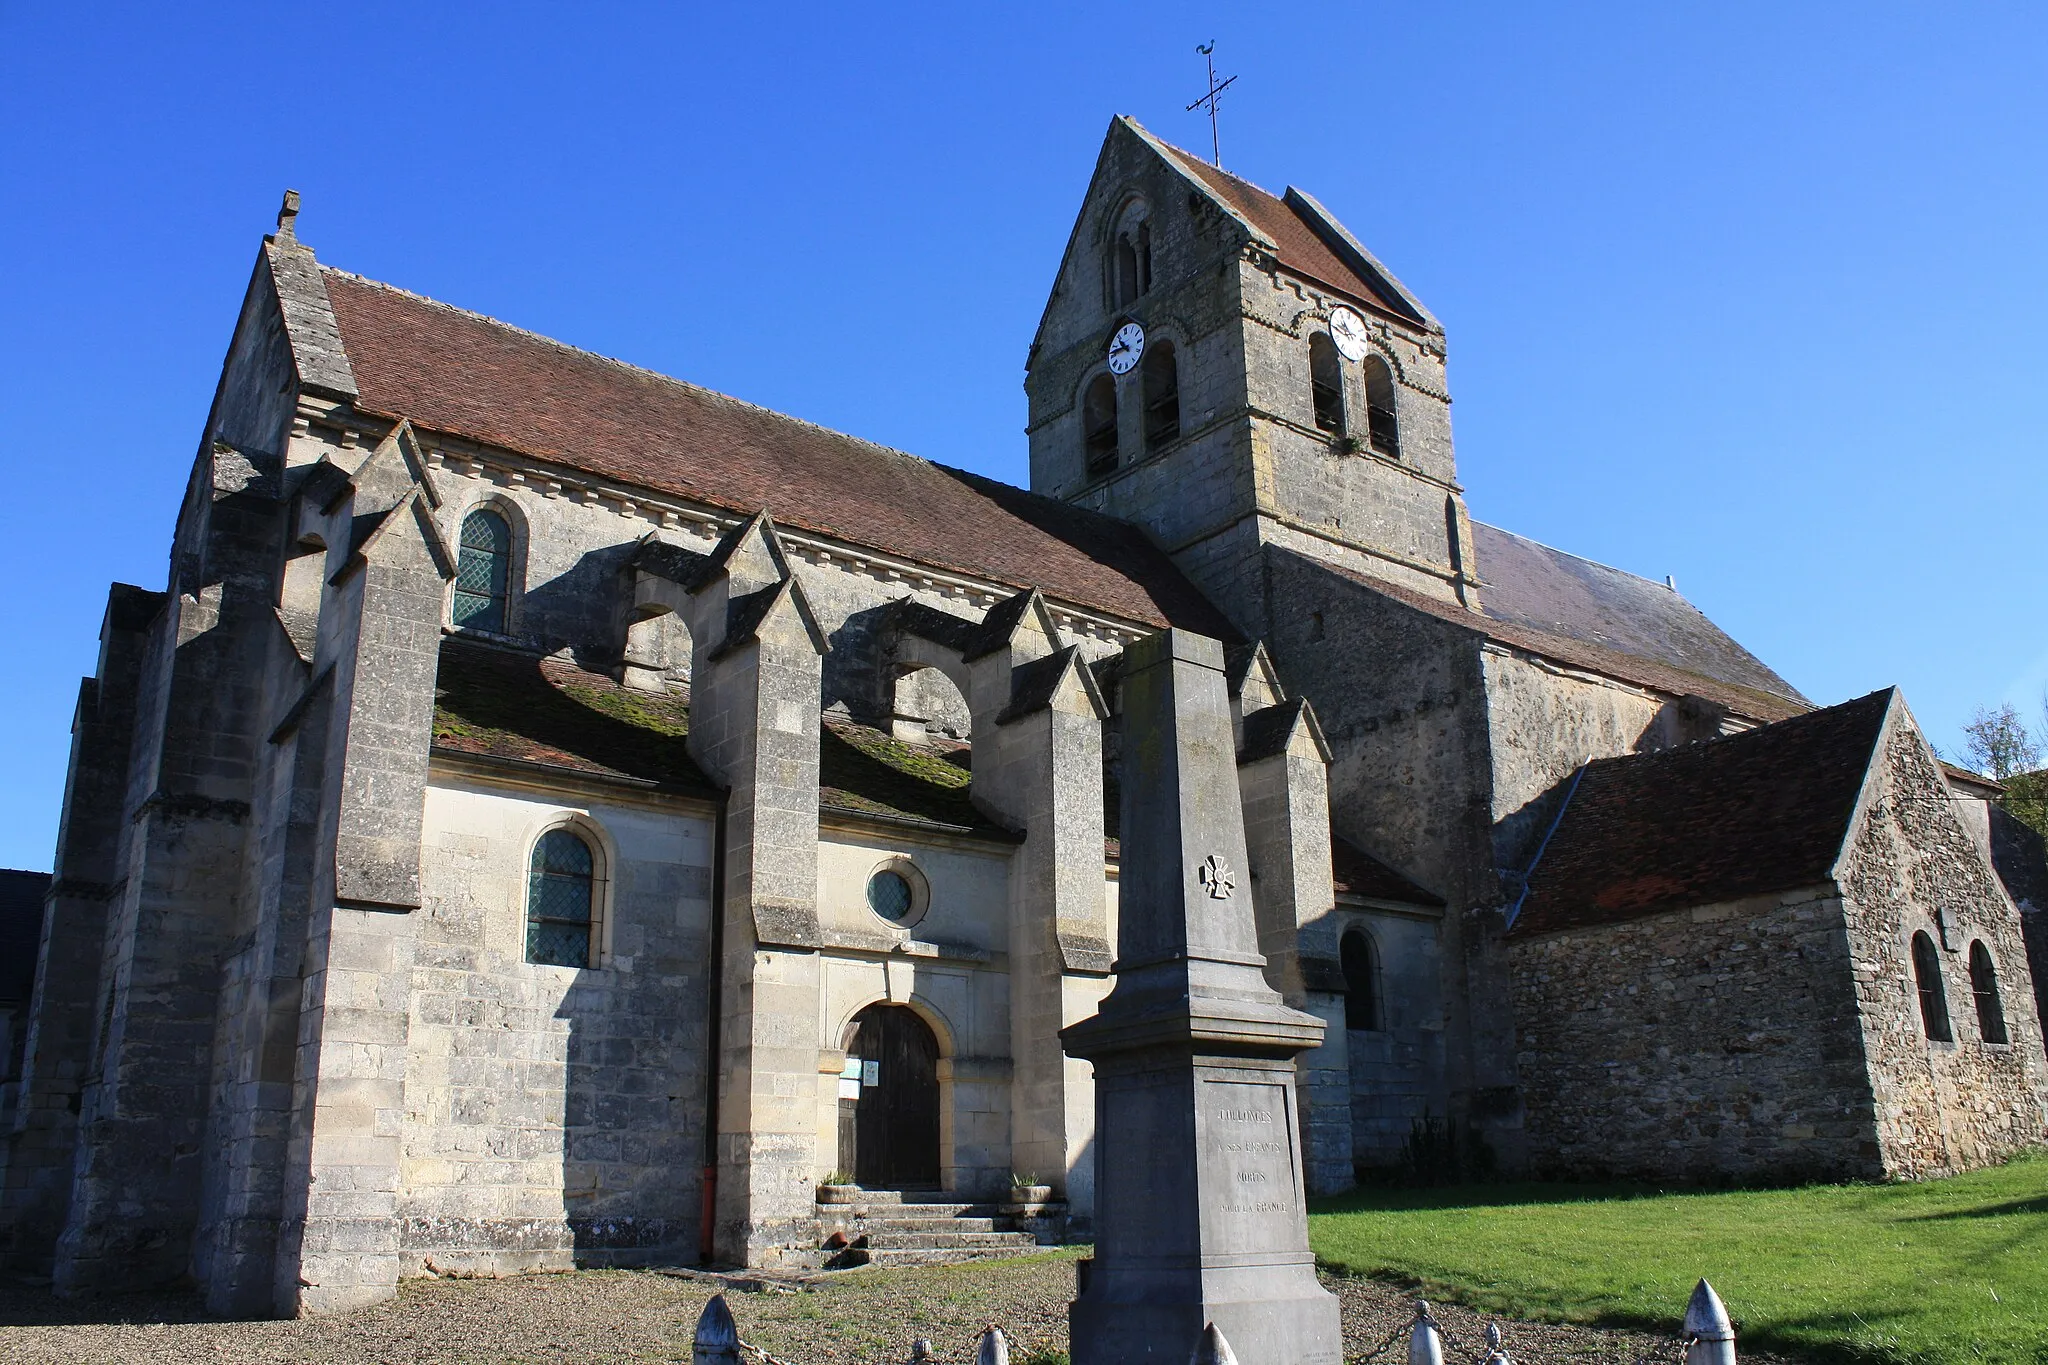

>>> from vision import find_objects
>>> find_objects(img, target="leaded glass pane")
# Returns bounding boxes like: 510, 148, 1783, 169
867, 870, 912, 922
527, 829, 594, 968
454, 510, 510, 632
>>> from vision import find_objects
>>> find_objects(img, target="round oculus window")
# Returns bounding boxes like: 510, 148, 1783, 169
867, 869, 915, 922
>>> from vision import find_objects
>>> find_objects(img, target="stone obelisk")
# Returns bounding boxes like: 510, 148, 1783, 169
1064, 630, 1342, 1365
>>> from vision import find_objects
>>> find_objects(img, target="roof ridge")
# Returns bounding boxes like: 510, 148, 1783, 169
1152, 136, 1286, 204
318, 265, 1158, 545
1583, 686, 1893, 771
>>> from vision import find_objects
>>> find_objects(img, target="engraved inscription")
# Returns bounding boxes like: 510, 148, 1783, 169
1205, 1080, 1300, 1231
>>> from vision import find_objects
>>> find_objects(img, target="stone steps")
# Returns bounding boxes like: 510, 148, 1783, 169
864, 1230, 1040, 1251
816, 1189, 1052, 1268
862, 1244, 1043, 1267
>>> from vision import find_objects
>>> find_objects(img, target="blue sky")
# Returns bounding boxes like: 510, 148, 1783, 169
2, 3, 2044, 871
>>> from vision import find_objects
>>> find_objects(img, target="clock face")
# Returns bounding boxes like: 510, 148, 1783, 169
1328, 307, 1369, 362
1107, 322, 1146, 374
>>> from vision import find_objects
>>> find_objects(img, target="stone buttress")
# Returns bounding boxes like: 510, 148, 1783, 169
678, 513, 832, 1266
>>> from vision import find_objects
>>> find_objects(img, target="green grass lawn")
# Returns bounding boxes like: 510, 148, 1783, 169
1307, 1152, 2048, 1365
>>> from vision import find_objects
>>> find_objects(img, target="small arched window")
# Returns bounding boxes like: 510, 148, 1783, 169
1084, 374, 1120, 475
527, 827, 596, 968
1364, 357, 1400, 457
1341, 929, 1380, 1031
1911, 931, 1952, 1043
454, 508, 511, 633
1969, 941, 2009, 1044
1137, 221, 1153, 295
1143, 340, 1180, 449
1309, 333, 1344, 435
1116, 234, 1141, 308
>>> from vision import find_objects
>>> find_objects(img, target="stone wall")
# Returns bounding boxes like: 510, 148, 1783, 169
814, 823, 1018, 1197
404, 773, 716, 1274
1508, 888, 1881, 1182
1836, 712, 2048, 1176
1481, 649, 1666, 867
1338, 903, 1447, 1168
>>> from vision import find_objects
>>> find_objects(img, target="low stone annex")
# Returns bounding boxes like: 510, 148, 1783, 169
3, 115, 2044, 1317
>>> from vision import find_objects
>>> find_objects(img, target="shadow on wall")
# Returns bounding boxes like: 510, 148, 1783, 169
550, 839, 715, 1268
518, 541, 641, 666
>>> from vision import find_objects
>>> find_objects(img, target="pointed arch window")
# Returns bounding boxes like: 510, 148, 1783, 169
1911, 931, 1952, 1043
1143, 340, 1180, 448
1969, 941, 2009, 1044
1364, 357, 1401, 457
454, 508, 511, 633
527, 827, 596, 968
1341, 929, 1381, 1031
1309, 334, 1345, 435
1084, 373, 1120, 475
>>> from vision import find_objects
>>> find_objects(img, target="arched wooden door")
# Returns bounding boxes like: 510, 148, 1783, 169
845, 1004, 941, 1189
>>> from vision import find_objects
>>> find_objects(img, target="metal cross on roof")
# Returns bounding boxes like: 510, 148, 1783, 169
1186, 41, 1238, 168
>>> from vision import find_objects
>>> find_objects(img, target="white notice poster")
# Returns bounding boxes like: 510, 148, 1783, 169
862, 1060, 880, 1087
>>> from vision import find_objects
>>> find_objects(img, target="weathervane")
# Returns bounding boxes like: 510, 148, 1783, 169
1186, 41, 1237, 168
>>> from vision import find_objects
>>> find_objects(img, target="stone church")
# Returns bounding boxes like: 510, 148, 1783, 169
5, 116, 2044, 1316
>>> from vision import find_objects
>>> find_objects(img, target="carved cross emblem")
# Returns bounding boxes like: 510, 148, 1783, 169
1197, 854, 1236, 900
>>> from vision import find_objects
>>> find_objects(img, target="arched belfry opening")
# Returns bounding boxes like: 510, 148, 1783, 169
842, 1003, 942, 1189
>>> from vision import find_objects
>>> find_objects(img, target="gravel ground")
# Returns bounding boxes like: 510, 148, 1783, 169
0, 1253, 1787, 1365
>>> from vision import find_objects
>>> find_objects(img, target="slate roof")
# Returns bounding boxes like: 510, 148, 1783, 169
1157, 145, 1413, 322
1320, 548, 1808, 725
1471, 524, 1806, 709
1510, 689, 1895, 936
430, 638, 999, 836
0, 869, 51, 1007
321, 270, 1230, 635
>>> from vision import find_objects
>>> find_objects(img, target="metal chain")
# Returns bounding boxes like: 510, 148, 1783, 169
740, 1314, 1700, 1365
1352, 1319, 1412, 1364
1418, 1306, 1698, 1365
1420, 1311, 1491, 1365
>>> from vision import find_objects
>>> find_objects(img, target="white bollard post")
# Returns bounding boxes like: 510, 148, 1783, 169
1191, 1323, 1241, 1365
1409, 1301, 1444, 1365
977, 1324, 1011, 1365
1683, 1279, 1736, 1365
694, 1294, 741, 1365
1482, 1320, 1512, 1365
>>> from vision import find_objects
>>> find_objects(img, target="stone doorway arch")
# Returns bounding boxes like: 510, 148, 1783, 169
843, 1003, 942, 1189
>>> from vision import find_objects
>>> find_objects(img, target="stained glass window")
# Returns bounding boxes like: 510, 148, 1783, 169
454, 509, 510, 632
527, 828, 594, 968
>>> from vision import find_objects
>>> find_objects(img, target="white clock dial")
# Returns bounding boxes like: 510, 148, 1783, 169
1107, 322, 1146, 375
1328, 306, 1369, 362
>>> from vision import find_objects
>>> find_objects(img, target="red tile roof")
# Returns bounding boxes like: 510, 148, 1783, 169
1333, 837, 1443, 906
324, 271, 1229, 634
1510, 690, 1894, 936
1158, 147, 1403, 318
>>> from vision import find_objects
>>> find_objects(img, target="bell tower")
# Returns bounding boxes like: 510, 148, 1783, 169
1024, 117, 1481, 638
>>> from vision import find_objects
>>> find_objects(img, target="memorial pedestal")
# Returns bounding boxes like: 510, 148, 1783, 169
1063, 631, 1342, 1365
